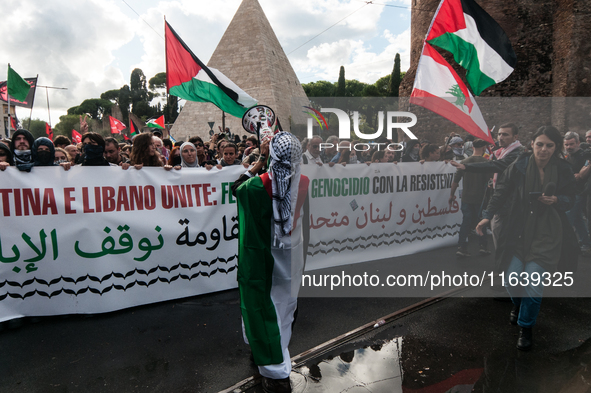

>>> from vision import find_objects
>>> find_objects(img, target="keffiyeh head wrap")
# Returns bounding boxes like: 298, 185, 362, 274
180, 142, 199, 168
269, 132, 302, 241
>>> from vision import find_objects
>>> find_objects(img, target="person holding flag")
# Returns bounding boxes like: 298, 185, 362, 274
232, 132, 309, 393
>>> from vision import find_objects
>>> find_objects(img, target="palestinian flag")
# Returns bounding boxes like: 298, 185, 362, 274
235, 172, 309, 366
426, 0, 516, 95
129, 118, 139, 137
109, 116, 126, 134
146, 115, 165, 130
165, 21, 257, 118
410, 43, 493, 143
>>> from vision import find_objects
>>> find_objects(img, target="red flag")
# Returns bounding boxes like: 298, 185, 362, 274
9, 114, 17, 130
123, 133, 131, 141
72, 129, 82, 144
109, 116, 126, 134
45, 122, 54, 141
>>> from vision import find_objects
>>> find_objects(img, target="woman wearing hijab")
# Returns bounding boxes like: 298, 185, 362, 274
476, 126, 577, 350
232, 132, 310, 393
0, 142, 14, 170
179, 142, 199, 168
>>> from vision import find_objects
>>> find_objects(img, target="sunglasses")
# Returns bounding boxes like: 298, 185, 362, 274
310, 144, 320, 149
196, 143, 204, 147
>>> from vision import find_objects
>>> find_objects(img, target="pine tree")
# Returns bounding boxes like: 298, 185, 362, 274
389, 53, 401, 97
336, 66, 346, 97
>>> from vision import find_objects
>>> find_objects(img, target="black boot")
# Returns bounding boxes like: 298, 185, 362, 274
509, 305, 519, 325
262, 376, 291, 393
517, 327, 533, 351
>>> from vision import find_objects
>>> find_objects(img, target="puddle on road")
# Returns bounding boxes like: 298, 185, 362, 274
292, 338, 404, 392
261, 335, 591, 393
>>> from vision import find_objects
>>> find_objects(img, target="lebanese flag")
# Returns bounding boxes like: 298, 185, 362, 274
109, 116, 126, 134
426, 0, 516, 95
72, 129, 82, 144
165, 21, 257, 118
410, 43, 493, 143
45, 122, 53, 140
146, 115, 165, 130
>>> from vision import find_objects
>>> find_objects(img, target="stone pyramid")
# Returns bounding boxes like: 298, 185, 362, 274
170, 0, 308, 141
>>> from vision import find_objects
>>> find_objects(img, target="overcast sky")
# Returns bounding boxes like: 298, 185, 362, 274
1, 0, 412, 126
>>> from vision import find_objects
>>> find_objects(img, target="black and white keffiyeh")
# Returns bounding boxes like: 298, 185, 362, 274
269, 132, 302, 241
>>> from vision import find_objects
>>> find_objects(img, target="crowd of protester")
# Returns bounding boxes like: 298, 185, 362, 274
3, 120, 590, 355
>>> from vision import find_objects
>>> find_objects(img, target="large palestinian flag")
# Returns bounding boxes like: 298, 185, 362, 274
426, 0, 516, 95
165, 21, 258, 118
410, 43, 492, 143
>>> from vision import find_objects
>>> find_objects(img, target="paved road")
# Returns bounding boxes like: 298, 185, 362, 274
1, 244, 590, 392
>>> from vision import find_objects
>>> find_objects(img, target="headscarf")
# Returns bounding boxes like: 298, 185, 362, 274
10, 129, 35, 172
32, 137, 56, 166
0, 142, 14, 165
269, 132, 302, 242
180, 142, 199, 168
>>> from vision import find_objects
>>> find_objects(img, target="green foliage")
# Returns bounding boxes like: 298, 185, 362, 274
336, 66, 346, 97
149, 72, 167, 90
361, 84, 381, 97
375, 75, 391, 96
20, 118, 48, 139
302, 80, 336, 97
100, 89, 120, 102
389, 53, 401, 97
119, 85, 131, 122
67, 98, 113, 120
345, 80, 367, 97
53, 114, 81, 137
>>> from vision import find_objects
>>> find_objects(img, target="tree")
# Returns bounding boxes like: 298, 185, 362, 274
149, 71, 179, 124
345, 80, 368, 97
389, 53, 401, 97
67, 98, 113, 120
374, 75, 391, 97
302, 80, 336, 97
130, 68, 155, 118
53, 114, 82, 137
20, 118, 47, 139
148, 72, 166, 91
119, 85, 131, 122
100, 89, 120, 102
336, 66, 346, 97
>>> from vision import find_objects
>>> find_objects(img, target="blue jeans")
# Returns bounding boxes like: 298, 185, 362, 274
504, 255, 545, 328
566, 194, 591, 249
458, 202, 487, 248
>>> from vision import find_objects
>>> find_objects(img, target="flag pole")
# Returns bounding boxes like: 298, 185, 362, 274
7, 63, 11, 138
27, 74, 39, 130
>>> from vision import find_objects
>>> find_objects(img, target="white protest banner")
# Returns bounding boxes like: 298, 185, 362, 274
302, 162, 461, 270
0, 166, 244, 322
1, 162, 462, 322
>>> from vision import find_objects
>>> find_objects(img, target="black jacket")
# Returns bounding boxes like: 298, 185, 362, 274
482, 153, 578, 273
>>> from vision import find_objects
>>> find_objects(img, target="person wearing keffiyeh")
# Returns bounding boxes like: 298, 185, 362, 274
232, 132, 309, 393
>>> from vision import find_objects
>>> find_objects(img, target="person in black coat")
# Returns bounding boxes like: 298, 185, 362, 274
475, 126, 577, 351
